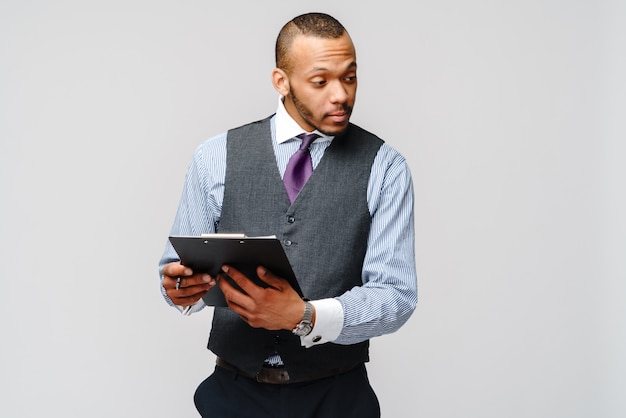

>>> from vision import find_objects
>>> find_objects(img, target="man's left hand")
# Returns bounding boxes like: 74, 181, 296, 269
218, 265, 310, 331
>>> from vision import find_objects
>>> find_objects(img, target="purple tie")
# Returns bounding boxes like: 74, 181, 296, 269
283, 133, 320, 202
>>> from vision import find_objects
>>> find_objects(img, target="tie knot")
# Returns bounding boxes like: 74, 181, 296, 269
296, 133, 320, 150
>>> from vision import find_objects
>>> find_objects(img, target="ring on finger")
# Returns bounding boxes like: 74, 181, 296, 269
175, 277, 182, 290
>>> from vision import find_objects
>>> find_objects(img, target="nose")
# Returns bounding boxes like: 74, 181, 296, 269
329, 80, 349, 104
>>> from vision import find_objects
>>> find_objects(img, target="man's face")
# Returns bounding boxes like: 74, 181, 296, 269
281, 33, 357, 136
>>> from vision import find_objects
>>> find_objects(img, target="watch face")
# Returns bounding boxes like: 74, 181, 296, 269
294, 322, 312, 336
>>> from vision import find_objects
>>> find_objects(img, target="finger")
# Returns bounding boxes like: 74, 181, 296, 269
255, 266, 288, 291
222, 296, 251, 324
170, 291, 209, 307
221, 265, 267, 295
220, 265, 253, 293
174, 281, 214, 296
162, 262, 193, 279
163, 273, 214, 294
168, 282, 214, 304
162, 275, 182, 291
218, 269, 253, 309
176, 274, 215, 289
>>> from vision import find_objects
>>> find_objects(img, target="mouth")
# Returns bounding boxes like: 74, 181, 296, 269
327, 112, 349, 124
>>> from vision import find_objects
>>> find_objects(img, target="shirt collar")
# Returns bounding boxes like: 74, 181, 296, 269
274, 96, 333, 145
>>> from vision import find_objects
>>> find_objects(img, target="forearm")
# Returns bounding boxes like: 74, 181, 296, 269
301, 273, 417, 347
335, 278, 417, 344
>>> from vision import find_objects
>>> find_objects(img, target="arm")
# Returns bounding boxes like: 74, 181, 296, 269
303, 145, 418, 346
158, 133, 228, 313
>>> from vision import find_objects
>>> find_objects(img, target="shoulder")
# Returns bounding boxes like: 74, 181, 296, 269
348, 123, 408, 170
345, 123, 384, 146
377, 143, 408, 169
195, 114, 276, 154
195, 132, 228, 159
227, 115, 275, 138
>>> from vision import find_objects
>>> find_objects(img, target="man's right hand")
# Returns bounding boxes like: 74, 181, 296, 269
162, 262, 216, 307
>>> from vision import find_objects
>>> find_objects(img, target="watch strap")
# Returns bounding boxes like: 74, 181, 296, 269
292, 301, 314, 336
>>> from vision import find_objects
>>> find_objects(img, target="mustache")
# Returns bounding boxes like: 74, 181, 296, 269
327, 103, 352, 116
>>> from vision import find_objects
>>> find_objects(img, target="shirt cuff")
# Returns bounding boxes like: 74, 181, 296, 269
300, 298, 343, 348
177, 299, 206, 316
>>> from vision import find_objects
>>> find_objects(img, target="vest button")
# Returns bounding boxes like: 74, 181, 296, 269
283, 239, 292, 246
287, 216, 295, 223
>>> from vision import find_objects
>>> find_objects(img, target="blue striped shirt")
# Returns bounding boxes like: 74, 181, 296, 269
159, 102, 417, 345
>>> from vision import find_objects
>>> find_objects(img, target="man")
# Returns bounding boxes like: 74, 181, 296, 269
159, 12, 417, 418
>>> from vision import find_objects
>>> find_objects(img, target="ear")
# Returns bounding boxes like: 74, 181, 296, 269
272, 68, 290, 96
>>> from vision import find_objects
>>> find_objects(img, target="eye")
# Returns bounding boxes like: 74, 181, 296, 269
312, 79, 327, 86
344, 75, 357, 83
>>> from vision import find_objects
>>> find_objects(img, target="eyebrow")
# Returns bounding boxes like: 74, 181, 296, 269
306, 61, 357, 75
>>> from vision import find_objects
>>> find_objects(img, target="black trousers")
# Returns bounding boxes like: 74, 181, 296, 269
194, 363, 380, 418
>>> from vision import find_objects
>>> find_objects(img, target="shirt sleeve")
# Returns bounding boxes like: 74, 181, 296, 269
333, 144, 418, 345
158, 133, 228, 312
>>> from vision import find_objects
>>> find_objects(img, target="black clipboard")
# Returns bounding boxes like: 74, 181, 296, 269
168, 234, 301, 307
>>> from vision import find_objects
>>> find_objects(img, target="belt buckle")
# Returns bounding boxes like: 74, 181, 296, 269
256, 367, 290, 384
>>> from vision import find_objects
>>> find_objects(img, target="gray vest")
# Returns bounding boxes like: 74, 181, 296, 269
208, 116, 383, 381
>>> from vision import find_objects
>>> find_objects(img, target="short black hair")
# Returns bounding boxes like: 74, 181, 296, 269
275, 13, 347, 72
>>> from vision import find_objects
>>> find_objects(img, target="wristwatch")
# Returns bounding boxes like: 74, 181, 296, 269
292, 301, 314, 336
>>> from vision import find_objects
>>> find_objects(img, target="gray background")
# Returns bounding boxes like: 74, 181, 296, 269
1, 1, 624, 417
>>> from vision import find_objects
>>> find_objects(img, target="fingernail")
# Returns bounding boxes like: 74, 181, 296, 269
258, 266, 267, 276
221, 265, 229, 273
183, 268, 193, 276
203, 274, 212, 283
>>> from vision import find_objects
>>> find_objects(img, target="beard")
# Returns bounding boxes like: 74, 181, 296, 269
289, 86, 352, 136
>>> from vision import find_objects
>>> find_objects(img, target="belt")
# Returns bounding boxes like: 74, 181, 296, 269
216, 357, 361, 385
